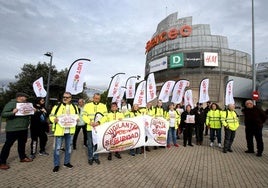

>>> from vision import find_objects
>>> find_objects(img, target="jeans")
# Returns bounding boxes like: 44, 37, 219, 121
0, 130, 28, 164
210, 128, 222, 144
87, 131, 98, 160
167, 127, 177, 145
53, 134, 73, 167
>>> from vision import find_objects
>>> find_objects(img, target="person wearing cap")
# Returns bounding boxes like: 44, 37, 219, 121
0, 92, 34, 170
242, 100, 267, 157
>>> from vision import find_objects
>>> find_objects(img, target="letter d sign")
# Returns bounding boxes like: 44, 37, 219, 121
170, 53, 184, 68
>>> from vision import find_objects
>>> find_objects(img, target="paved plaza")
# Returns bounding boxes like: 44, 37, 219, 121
0, 123, 267, 188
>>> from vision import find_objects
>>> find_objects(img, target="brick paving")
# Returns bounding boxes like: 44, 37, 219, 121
0, 124, 267, 188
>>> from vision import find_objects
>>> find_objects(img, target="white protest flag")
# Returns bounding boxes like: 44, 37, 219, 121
184, 89, 194, 109
158, 80, 175, 103
65, 59, 91, 95
112, 87, 126, 109
146, 73, 157, 102
107, 73, 125, 98
171, 79, 190, 104
199, 78, 210, 103
125, 76, 138, 99
133, 80, 147, 107
225, 80, 235, 105
33, 77, 47, 97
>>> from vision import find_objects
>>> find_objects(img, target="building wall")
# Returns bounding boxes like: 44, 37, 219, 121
145, 12, 252, 108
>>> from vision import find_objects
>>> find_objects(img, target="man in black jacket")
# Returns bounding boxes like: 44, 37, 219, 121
243, 100, 267, 157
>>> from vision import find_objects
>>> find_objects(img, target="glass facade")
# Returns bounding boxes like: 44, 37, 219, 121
145, 12, 252, 104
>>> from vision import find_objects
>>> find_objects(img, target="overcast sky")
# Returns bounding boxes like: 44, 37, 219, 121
0, 0, 267, 89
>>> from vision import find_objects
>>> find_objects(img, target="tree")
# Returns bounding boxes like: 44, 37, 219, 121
0, 62, 68, 111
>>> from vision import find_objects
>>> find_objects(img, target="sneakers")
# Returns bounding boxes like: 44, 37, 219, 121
108, 153, 112, 160
88, 159, 93, 165
218, 143, 222, 148
256, 153, 262, 157
115, 152, 122, 159
53, 166, 59, 172
174, 144, 179, 147
94, 159, 100, 165
210, 142, 214, 147
0, 164, 10, 170
20, 157, 33, 162
29, 154, 36, 159
167, 144, 171, 148
63, 163, 73, 168
39, 151, 49, 156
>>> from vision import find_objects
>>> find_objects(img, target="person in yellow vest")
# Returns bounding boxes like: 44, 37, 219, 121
100, 102, 125, 160
153, 99, 166, 149
166, 102, 180, 148
83, 93, 108, 165
145, 102, 155, 117
221, 103, 239, 153
128, 104, 143, 156
49, 92, 79, 172
206, 103, 222, 148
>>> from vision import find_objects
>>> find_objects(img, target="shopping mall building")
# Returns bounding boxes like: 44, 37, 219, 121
145, 12, 268, 112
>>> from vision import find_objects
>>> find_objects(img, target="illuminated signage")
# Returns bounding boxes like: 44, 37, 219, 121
169, 53, 184, 69
149, 56, 168, 73
145, 25, 192, 53
185, 52, 201, 68
204, 52, 218, 67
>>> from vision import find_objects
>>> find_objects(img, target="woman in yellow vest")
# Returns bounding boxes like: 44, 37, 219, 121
100, 102, 124, 160
166, 103, 180, 148
129, 104, 143, 156
221, 104, 239, 153
206, 103, 222, 148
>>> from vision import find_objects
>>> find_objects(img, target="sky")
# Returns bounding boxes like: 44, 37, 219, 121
0, 0, 267, 90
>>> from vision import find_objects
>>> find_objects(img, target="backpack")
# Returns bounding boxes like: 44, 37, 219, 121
54, 103, 78, 116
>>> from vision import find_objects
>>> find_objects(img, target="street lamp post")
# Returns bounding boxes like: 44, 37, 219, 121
252, 0, 256, 104
44, 52, 53, 109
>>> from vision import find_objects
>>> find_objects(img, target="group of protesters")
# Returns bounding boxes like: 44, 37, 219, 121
0, 91, 267, 172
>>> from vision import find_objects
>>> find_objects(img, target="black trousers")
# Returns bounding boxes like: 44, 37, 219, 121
73, 125, 88, 147
183, 126, 193, 145
30, 127, 48, 154
0, 130, 28, 164
223, 128, 236, 150
245, 127, 263, 154
195, 124, 204, 142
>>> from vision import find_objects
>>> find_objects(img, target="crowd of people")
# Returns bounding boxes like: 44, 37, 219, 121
0, 92, 267, 172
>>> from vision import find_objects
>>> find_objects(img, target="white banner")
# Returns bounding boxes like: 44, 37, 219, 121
184, 89, 194, 109
133, 80, 147, 107
94, 117, 146, 153
225, 80, 235, 105
158, 80, 175, 103
107, 73, 125, 98
65, 59, 91, 95
146, 73, 157, 102
57, 114, 79, 128
149, 56, 168, 73
93, 116, 168, 154
33, 77, 47, 97
145, 117, 169, 146
112, 87, 126, 109
204, 52, 218, 67
15, 103, 34, 116
199, 78, 210, 103
126, 76, 138, 99
171, 80, 190, 104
